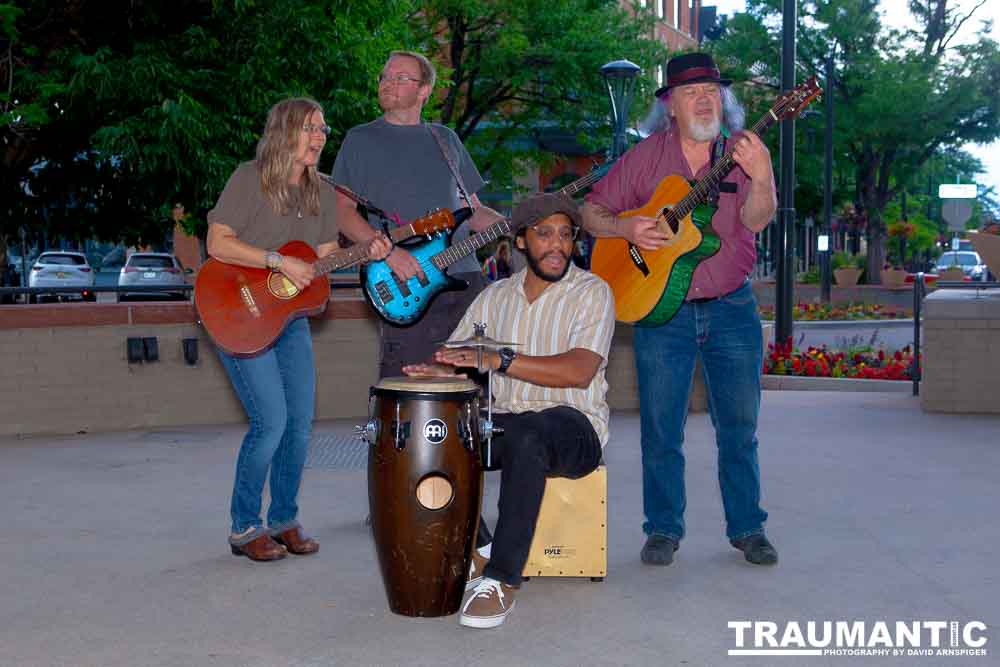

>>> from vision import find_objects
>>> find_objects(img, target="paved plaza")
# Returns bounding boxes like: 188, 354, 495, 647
1, 391, 997, 666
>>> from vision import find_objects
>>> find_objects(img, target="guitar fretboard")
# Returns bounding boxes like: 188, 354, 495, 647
433, 220, 513, 270
313, 223, 416, 275
428, 166, 606, 270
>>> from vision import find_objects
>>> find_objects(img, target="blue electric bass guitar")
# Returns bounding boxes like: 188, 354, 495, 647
362, 164, 612, 327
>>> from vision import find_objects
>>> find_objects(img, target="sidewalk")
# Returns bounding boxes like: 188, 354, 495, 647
1, 391, 997, 667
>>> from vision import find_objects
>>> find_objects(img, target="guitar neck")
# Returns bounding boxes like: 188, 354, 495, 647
312, 224, 416, 276
557, 169, 605, 197
432, 219, 514, 270
672, 113, 778, 220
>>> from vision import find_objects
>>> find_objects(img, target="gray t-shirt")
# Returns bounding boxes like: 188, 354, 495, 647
207, 161, 339, 251
332, 118, 485, 275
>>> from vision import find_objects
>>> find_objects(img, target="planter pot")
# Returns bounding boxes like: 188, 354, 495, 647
833, 267, 862, 286
969, 231, 1000, 279
880, 269, 908, 287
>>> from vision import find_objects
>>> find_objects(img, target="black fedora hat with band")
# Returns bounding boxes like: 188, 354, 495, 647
654, 52, 732, 99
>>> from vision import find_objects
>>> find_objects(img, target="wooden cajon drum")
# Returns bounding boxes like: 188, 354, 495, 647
523, 465, 607, 581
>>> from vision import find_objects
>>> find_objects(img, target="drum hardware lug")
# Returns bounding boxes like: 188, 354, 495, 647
392, 400, 408, 450
390, 421, 410, 450
355, 419, 379, 444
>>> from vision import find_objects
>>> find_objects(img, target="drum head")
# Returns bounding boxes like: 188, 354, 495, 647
375, 375, 478, 395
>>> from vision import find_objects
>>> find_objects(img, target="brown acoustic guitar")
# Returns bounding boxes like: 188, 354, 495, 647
195, 207, 464, 357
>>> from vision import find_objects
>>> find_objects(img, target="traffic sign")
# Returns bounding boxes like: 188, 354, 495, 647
939, 184, 977, 198
942, 199, 973, 231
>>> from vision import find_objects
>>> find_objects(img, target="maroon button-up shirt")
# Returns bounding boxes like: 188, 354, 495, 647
587, 127, 760, 300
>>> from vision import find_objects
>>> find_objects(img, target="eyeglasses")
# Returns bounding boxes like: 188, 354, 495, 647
529, 224, 580, 242
378, 72, 423, 86
678, 84, 721, 99
302, 124, 331, 136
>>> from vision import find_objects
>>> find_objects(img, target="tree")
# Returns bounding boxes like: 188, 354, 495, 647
409, 0, 669, 186
2, 1, 411, 247
708, 0, 1000, 282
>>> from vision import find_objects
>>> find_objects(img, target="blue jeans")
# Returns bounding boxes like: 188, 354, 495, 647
217, 317, 315, 536
634, 280, 768, 542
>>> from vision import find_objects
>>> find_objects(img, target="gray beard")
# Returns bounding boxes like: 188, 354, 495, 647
687, 116, 721, 142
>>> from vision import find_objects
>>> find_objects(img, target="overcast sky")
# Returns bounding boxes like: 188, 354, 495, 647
708, 0, 999, 195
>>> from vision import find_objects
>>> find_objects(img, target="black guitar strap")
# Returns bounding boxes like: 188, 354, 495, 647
706, 134, 728, 207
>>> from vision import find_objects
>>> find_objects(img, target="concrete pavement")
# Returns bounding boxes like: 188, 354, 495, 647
1, 391, 997, 667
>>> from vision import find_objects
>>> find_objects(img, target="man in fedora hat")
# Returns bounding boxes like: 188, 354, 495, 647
405, 192, 615, 629
581, 52, 779, 568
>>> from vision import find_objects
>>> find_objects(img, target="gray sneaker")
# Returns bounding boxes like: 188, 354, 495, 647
640, 534, 678, 566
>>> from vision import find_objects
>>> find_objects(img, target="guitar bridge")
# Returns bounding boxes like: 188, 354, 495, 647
375, 281, 394, 305
239, 285, 261, 318
628, 243, 651, 277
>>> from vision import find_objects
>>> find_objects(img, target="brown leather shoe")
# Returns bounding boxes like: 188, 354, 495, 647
230, 533, 287, 561
272, 526, 320, 555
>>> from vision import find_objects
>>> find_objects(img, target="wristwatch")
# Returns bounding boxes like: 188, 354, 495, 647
497, 347, 516, 374
265, 251, 283, 271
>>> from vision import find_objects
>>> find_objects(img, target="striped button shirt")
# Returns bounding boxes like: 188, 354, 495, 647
449, 263, 616, 447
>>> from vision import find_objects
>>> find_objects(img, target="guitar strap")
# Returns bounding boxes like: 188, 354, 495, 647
706, 133, 728, 207
427, 124, 474, 209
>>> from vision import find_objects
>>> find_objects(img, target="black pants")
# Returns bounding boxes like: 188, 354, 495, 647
379, 272, 486, 378
477, 406, 602, 587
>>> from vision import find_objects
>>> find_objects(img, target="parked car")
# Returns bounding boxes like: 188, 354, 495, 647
27, 251, 96, 302
118, 252, 191, 300
934, 251, 988, 281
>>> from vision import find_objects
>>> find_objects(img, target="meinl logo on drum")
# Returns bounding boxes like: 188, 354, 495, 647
422, 419, 448, 444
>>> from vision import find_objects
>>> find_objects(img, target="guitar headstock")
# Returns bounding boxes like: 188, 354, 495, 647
775, 76, 822, 120
412, 209, 457, 235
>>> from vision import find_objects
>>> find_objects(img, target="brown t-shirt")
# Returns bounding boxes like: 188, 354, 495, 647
207, 161, 338, 251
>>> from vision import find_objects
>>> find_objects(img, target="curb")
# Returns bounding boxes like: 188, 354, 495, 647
762, 375, 912, 392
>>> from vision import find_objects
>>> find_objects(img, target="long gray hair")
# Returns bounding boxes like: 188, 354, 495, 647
638, 87, 746, 137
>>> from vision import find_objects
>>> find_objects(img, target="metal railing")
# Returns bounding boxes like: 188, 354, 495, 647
0, 278, 363, 302
911, 274, 1000, 397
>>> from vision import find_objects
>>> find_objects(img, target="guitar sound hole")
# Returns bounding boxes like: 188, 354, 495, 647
663, 211, 680, 235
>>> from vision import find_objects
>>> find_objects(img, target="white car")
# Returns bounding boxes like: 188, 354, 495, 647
27, 251, 96, 302
118, 253, 191, 300
934, 251, 989, 281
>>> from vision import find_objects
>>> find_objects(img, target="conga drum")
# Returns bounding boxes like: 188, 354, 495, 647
367, 376, 483, 617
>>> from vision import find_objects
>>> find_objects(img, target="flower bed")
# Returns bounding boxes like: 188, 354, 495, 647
764, 339, 916, 380
759, 302, 911, 321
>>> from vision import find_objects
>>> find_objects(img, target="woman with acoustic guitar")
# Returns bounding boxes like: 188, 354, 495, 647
206, 97, 390, 562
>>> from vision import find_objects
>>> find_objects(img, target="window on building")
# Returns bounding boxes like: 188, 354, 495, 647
675, 0, 682, 29
656, 0, 663, 19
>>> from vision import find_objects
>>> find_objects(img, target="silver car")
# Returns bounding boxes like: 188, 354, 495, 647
118, 253, 191, 301
934, 251, 989, 281
27, 251, 96, 302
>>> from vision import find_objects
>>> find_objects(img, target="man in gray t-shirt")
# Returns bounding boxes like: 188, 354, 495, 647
333, 50, 504, 377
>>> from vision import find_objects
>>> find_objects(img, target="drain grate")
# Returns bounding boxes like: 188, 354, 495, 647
306, 432, 368, 470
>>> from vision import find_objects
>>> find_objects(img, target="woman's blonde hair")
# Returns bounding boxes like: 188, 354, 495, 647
255, 97, 324, 216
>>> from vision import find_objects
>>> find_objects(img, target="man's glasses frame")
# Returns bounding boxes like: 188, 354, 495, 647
528, 224, 581, 242
378, 73, 424, 86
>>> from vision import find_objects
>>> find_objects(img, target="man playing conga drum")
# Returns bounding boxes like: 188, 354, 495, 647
404, 192, 615, 629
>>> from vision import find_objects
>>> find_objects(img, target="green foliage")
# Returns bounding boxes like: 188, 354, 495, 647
706, 0, 1000, 279
410, 0, 668, 187
3, 0, 411, 245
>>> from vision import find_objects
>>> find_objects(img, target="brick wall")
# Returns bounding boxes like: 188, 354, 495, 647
1, 299, 772, 437
920, 288, 1000, 414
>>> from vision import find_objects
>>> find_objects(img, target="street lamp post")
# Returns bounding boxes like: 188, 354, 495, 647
600, 60, 641, 161
775, 0, 798, 344
820, 54, 835, 304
